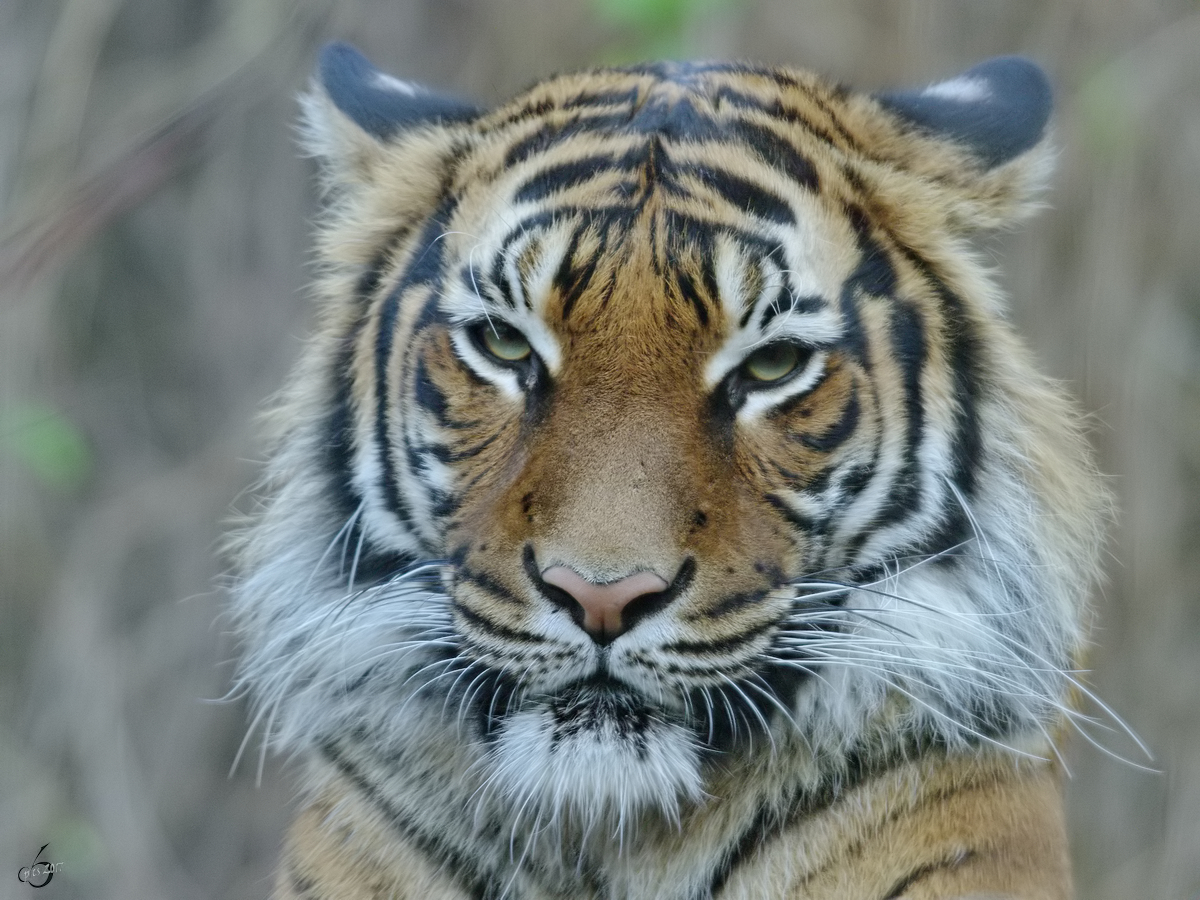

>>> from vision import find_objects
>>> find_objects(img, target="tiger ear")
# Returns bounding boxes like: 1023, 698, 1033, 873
875, 57, 1052, 169
300, 43, 481, 187
871, 57, 1054, 227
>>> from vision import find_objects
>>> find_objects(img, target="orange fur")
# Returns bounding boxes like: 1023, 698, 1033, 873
235, 54, 1103, 900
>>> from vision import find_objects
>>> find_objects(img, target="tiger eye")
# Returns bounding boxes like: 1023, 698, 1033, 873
743, 343, 801, 382
480, 322, 532, 362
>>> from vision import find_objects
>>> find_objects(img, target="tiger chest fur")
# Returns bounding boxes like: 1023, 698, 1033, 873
231, 44, 1105, 900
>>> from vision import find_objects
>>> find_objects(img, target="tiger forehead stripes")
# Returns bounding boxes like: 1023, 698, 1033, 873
233, 44, 1105, 900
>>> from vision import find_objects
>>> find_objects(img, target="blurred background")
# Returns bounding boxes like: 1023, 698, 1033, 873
1, 0, 1198, 897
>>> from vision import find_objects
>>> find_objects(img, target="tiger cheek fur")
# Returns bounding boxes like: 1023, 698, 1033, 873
234, 45, 1101, 900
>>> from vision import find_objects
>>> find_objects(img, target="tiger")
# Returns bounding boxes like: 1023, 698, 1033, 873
230, 41, 1108, 900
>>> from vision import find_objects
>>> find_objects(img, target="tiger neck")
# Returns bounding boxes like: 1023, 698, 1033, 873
287, 720, 1063, 900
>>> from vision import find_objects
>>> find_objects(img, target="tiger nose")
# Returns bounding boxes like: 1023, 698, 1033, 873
541, 566, 670, 643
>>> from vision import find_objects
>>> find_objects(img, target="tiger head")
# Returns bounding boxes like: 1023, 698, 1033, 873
233, 45, 1105, 835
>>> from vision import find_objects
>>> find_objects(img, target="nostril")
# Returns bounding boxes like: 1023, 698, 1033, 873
619, 556, 695, 633
541, 566, 669, 642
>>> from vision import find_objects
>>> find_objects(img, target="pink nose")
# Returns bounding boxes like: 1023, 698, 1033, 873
541, 566, 669, 640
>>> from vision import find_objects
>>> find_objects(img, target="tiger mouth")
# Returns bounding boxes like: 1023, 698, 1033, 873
473, 660, 810, 753
467, 670, 672, 743
546, 677, 659, 741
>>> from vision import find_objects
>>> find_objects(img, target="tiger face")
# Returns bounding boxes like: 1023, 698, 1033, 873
234, 46, 1103, 845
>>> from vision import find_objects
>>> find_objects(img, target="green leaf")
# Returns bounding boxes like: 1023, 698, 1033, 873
1077, 59, 1139, 163
594, 0, 735, 36
0, 402, 92, 491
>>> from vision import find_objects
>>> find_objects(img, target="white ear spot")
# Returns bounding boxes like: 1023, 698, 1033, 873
921, 76, 991, 103
372, 71, 421, 97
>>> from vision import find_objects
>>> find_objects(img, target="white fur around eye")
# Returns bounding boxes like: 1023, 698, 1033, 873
449, 325, 524, 398
738, 349, 829, 419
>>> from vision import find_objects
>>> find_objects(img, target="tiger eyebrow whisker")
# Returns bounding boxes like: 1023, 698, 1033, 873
463, 237, 496, 332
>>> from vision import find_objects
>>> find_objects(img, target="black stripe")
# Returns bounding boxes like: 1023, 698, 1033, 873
804, 89, 871, 158
428, 430, 501, 463
429, 489, 461, 520
318, 742, 495, 900
844, 204, 897, 297
487, 256, 519, 310
452, 599, 540, 642
674, 268, 711, 327
457, 568, 526, 607
514, 152, 623, 202
798, 463, 833, 495
691, 648, 810, 753
354, 248, 389, 307
765, 491, 823, 534
702, 738, 958, 899
502, 111, 635, 168
729, 118, 819, 190
760, 290, 825, 328
882, 851, 975, 899
662, 208, 719, 251
901, 249, 984, 497
660, 212, 788, 271
912, 497, 972, 568
375, 198, 459, 528
839, 462, 875, 497
464, 666, 523, 743
413, 355, 450, 423
699, 244, 721, 311
690, 165, 796, 225
323, 333, 363, 524
554, 226, 595, 323
702, 802, 779, 898
562, 86, 641, 111
320, 247, 397, 526
340, 523, 417, 587
833, 209, 892, 369
712, 87, 846, 153
795, 387, 861, 452
871, 300, 925, 529
706, 587, 771, 618
657, 619, 777, 657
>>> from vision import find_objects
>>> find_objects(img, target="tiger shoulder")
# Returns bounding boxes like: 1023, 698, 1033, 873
230, 43, 1106, 900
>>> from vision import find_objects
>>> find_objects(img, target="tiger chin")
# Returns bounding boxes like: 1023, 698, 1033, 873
231, 42, 1107, 900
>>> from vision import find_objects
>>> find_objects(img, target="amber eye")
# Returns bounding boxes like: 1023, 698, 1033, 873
743, 343, 802, 383
477, 321, 532, 363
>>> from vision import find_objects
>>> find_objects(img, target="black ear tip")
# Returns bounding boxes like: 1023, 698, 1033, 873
317, 42, 390, 138
876, 55, 1054, 168
312, 41, 481, 140
961, 55, 1052, 122
318, 42, 375, 90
